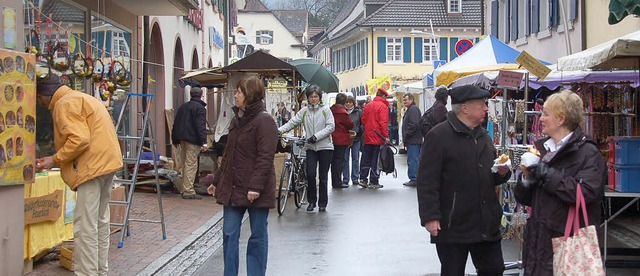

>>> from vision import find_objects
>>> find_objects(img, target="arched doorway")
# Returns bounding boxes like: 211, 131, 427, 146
149, 22, 167, 156
171, 38, 185, 155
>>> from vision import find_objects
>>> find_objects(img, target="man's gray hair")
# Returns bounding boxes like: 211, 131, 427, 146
190, 87, 203, 98
451, 103, 462, 114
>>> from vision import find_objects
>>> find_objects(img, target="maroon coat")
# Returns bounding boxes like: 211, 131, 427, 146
330, 104, 354, 146
213, 101, 277, 208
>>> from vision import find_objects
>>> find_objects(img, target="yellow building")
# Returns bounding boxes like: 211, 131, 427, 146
312, 0, 483, 95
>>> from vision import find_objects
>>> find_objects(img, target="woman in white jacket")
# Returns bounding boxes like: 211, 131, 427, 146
279, 85, 335, 212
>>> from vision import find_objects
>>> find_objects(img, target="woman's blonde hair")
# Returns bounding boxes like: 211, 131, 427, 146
543, 89, 584, 130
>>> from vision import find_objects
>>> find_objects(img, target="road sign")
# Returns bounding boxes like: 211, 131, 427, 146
515, 51, 551, 80
455, 39, 474, 56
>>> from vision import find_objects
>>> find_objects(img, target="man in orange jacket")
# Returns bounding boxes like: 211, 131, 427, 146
35, 74, 123, 276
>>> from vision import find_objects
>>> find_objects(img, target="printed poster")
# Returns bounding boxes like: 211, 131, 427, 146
366, 75, 392, 96
0, 50, 36, 185
2, 7, 16, 49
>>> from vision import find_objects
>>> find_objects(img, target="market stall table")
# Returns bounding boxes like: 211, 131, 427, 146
23, 171, 74, 260
602, 187, 640, 268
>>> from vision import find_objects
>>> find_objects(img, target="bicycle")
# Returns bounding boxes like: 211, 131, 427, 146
277, 136, 308, 215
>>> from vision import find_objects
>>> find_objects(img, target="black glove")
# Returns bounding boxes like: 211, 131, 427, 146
307, 135, 318, 144
530, 163, 556, 183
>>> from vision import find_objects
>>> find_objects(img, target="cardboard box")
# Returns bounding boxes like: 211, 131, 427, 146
59, 240, 74, 271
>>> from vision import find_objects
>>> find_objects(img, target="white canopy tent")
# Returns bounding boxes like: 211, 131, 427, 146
557, 30, 640, 71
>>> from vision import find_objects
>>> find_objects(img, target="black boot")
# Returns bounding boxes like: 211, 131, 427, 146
306, 203, 316, 211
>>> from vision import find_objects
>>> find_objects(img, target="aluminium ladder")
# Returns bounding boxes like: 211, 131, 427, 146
110, 92, 166, 248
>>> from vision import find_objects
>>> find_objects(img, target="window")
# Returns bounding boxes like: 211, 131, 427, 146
498, 0, 509, 41
449, 0, 461, 13
256, 30, 273, 45
422, 38, 437, 62
386, 38, 402, 63
518, 0, 527, 38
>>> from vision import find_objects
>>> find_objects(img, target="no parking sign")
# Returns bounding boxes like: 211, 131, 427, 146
455, 39, 474, 56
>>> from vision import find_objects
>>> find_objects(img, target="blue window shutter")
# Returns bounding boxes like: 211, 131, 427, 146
491, 0, 499, 37
439, 37, 448, 61
569, 0, 578, 21
105, 31, 112, 58
377, 37, 386, 63
510, 0, 518, 40
256, 31, 260, 44
347, 47, 351, 69
525, 0, 531, 35
532, 0, 540, 33
475, 37, 479, 43
414, 38, 423, 63
403, 37, 411, 63
551, 0, 559, 27
449, 37, 458, 60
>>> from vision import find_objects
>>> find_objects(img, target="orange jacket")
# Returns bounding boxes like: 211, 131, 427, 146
49, 86, 123, 190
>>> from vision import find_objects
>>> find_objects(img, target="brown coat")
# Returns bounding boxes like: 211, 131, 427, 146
213, 101, 277, 208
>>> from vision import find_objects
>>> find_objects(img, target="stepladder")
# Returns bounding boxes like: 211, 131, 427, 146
110, 92, 166, 248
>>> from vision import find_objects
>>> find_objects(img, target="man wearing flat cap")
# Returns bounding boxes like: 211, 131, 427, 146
416, 85, 511, 275
35, 74, 123, 276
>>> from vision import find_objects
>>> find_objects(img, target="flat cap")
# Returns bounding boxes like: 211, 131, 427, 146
448, 85, 490, 104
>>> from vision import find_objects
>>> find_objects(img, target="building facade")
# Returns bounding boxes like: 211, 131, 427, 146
486, 0, 640, 64
316, 0, 483, 94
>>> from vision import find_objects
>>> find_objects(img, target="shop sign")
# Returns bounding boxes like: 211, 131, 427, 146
268, 80, 288, 93
186, 9, 204, 30
210, 27, 224, 49
496, 70, 524, 89
24, 189, 63, 225
516, 50, 551, 80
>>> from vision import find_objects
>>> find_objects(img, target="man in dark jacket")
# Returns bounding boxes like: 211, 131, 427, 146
359, 88, 390, 189
420, 86, 449, 138
330, 93, 354, 188
416, 85, 511, 276
401, 93, 422, 187
172, 87, 208, 199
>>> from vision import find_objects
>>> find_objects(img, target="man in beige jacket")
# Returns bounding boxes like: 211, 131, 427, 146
35, 74, 123, 276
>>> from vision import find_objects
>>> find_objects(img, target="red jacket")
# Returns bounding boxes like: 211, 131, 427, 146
330, 104, 354, 146
362, 96, 389, 145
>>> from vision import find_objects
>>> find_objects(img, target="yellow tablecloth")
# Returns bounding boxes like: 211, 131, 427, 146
24, 171, 74, 259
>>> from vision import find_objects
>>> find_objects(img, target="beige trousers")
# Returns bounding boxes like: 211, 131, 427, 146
178, 140, 199, 196
73, 173, 114, 276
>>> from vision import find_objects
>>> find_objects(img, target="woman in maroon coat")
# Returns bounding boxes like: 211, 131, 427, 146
208, 76, 277, 276
330, 93, 354, 189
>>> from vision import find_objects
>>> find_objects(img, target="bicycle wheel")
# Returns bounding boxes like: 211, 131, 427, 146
294, 161, 308, 208
277, 163, 293, 215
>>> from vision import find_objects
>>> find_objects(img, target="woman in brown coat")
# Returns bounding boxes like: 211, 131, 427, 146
208, 76, 277, 276
516, 90, 605, 275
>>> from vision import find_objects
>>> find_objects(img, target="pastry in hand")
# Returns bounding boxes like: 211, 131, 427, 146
497, 154, 510, 164
528, 147, 541, 157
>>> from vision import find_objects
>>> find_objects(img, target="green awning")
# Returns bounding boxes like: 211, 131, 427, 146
609, 0, 640, 25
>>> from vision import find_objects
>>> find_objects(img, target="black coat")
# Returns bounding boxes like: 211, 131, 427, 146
172, 98, 207, 146
417, 111, 511, 244
514, 128, 605, 276
401, 103, 422, 145
348, 106, 364, 141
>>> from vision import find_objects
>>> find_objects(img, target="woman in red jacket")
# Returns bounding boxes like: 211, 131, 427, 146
208, 76, 277, 276
330, 93, 354, 188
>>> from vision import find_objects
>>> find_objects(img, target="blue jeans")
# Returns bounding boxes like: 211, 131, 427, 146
342, 140, 361, 184
222, 206, 269, 276
359, 144, 381, 184
407, 144, 421, 181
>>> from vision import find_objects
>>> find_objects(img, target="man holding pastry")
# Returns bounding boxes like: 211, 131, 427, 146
416, 85, 511, 276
